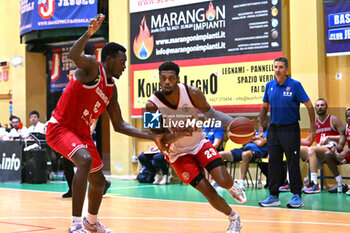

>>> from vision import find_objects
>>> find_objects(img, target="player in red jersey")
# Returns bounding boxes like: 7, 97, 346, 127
300, 99, 345, 194
328, 108, 350, 194
46, 14, 166, 233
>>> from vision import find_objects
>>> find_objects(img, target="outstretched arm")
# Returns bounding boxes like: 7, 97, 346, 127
187, 86, 233, 129
69, 14, 104, 83
107, 87, 166, 153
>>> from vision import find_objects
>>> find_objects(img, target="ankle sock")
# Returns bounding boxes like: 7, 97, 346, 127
71, 216, 82, 227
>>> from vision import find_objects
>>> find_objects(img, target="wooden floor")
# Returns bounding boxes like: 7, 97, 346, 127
0, 188, 349, 233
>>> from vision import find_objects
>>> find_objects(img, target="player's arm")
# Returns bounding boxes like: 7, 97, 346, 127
327, 115, 344, 143
258, 102, 269, 136
68, 14, 104, 83
301, 131, 314, 146
187, 86, 232, 129
336, 125, 347, 152
106, 87, 166, 153
253, 134, 267, 147
145, 101, 192, 144
304, 100, 316, 142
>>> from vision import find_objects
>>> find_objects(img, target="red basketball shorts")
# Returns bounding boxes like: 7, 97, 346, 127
46, 122, 103, 173
167, 141, 222, 184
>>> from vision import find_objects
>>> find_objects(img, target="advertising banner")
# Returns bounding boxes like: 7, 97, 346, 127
130, 0, 282, 116
0, 141, 23, 182
47, 40, 105, 92
20, 0, 97, 36
325, 0, 350, 56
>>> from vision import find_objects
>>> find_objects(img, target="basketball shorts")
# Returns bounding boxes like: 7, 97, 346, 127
166, 141, 223, 185
46, 122, 103, 173
230, 148, 263, 162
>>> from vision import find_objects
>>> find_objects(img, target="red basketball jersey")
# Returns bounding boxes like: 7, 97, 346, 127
53, 61, 114, 137
346, 124, 350, 146
315, 114, 339, 144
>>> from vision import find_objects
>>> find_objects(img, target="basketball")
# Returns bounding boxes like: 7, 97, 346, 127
227, 117, 255, 144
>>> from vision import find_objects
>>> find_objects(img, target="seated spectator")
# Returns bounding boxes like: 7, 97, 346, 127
203, 124, 224, 151
219, 119, 268, 190
326, 108, 350, 195
298, 99, 347, 194
8, 116, 29, 140
0, 124, 9, 140
138, 147, 172, 185
28, 110, 46, 135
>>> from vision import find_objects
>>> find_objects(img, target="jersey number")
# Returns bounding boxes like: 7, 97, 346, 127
205, 148, 217, 159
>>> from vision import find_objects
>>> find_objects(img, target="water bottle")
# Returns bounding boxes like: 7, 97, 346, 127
257, 176, 262, 189
337, 185, 342, 193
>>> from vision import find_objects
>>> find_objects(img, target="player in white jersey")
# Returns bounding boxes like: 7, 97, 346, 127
146, 61, 246, 233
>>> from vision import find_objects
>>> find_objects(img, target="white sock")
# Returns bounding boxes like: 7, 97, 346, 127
311, 173, 318, 184
228, 210, 237, 218
71, 216, 82, 227
335, 175, 343, 186
86, 213, 98, 225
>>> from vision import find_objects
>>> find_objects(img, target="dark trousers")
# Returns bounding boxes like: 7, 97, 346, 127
267, 123, 302, 196
138, 153, 168, 175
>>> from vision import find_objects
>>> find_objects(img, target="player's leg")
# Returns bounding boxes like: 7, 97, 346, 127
82, 140, 113, 232
170, 154, 242, 232
70, 148, 93, 217
240, 150, 253, 181
302, 146, 322, 194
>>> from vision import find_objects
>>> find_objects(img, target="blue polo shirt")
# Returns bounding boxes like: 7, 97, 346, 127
263, 76, 309, 125
203, 125, 224, 144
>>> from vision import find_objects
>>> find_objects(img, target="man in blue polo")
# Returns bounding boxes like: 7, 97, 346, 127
258, 57, 315, 208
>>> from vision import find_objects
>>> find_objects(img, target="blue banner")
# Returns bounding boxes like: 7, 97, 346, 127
47, 40, 105, 92
325, 0, 350, 56
20, 0, 97, 36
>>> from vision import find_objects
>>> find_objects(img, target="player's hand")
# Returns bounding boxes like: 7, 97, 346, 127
153, 134, 169, 156
337, 151, 346, 162
319, 136, 328, 145
87, 14, 105, 36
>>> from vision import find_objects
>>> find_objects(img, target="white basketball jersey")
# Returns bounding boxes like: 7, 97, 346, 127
149, 83, 207, 163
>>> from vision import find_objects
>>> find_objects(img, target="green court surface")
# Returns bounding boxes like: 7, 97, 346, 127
0, 179, 349, 213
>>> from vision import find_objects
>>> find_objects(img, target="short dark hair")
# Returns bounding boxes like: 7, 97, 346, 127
274, 57, 289, 68
159, 61, 180, 76
11, 115, 20, 122
316, 98, 328, 107
101, 42, 126, 62
29, 110, 40, 118
346, 108, 350, 115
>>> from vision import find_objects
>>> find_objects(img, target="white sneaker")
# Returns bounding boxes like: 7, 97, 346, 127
228, 183, 247, 204
83, 217, 114, 233
153, 173, 163, 185
239, 180, 246, 191
227, 214, 242, 233
159, 173, 173, 185
68, 225, 89, 233
346, 190, 350, 195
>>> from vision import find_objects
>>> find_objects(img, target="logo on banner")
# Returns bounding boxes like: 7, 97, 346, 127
143, 111, 161, 129
206, 2, 216, 21
38, 0, 55, 20
133, 16, 154, 60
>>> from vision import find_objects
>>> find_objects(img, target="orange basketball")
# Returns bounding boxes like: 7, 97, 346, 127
227, 117, 255, 144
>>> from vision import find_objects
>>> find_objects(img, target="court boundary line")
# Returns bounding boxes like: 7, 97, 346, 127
0, 216, 350, 227
1, 187, 350, 216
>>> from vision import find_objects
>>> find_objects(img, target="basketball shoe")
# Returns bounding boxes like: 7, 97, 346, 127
303, 182, 320, 194
68, 225, 89, 233
227, 214, 242, 233
279, 184, 290, 192
259, 195, 280, 207
228, 183, 247, 204
153, 173, 163, 185
83, 217, 114, 233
